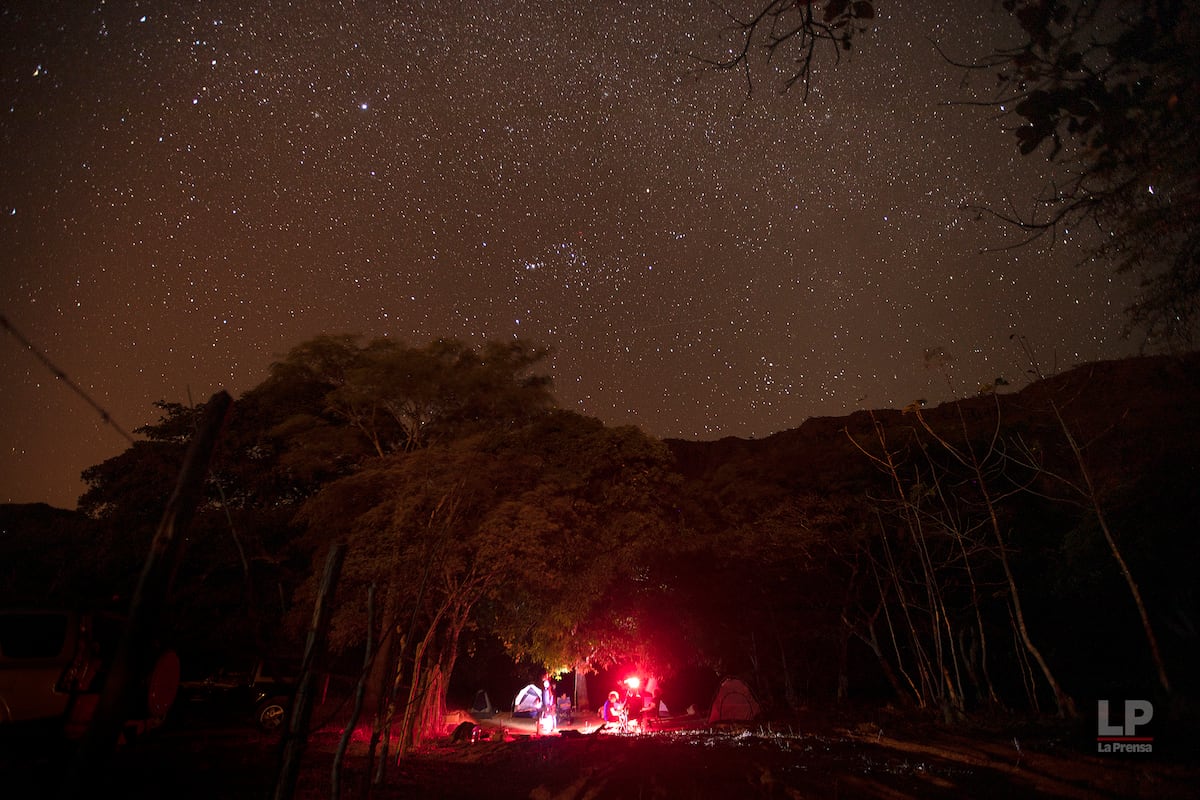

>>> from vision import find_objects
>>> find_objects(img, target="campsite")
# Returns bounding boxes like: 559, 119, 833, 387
4, 687, 1198, 800
4, 669, 1199, 799
3, 352, 1200, 798
6, 0, 1200, 795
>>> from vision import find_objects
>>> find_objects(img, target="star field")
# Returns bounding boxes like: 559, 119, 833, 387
1, 2, 1142, 508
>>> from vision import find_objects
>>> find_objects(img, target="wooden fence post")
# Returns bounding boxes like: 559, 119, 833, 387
274, 542, 347, 800
59, 390, 232, 798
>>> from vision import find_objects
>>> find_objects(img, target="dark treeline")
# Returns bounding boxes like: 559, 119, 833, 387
664, 352, 1199, 722
2, 337, 1197, 763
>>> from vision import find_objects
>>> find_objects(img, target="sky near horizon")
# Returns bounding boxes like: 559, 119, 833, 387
1, 2, 1143, 509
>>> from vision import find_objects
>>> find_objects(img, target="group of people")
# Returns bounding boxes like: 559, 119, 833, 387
516, 674, 659, 734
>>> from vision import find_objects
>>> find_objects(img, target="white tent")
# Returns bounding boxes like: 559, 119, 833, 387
512, 683, 542, 715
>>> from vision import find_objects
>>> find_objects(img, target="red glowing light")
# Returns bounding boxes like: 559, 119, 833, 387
624, 676, 641, 689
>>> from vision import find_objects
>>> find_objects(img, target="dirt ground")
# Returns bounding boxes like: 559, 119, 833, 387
4, 708, 1198, 799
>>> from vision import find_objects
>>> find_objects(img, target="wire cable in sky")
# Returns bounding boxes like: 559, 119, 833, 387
1, 313, 136, 446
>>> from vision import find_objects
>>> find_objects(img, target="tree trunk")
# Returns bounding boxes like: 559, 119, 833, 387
993, 517, 1076, 717
1013, 334, 1171, 694
845, 611, 911, 706
397, 624, 437, 759
1051, 401, 1171, 694
869, 552, 924, 708
575, 667, 590, 712
915, 405, 1076, 718
366, 583, 401, 787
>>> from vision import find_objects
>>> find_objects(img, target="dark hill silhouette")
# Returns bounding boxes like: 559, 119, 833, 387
665, 351, 1200, 497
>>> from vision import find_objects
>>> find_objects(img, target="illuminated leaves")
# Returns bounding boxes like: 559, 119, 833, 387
291, 409, 683, 668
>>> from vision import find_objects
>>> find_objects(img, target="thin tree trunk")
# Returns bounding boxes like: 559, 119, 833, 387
915, 405, 1077, 718
877, 514, 936, 704
951, 526, 1000, 707
1009, 603, 1040, 713
844, 606, 911, 705
372, 489, 458, 786
853, 421, 948, 710
397, 624, 437, 759
989, 499, 1076, 717
908, 489, 964, 712
870, 548, 923, 707
365, 584, 400, 788
1050, 400, 1171, 694
1011, 336, 1169, 696
921, 443, 1002, 709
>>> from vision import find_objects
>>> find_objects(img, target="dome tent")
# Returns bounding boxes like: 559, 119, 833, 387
707, 677, 761, 724
512, 683, 542, 717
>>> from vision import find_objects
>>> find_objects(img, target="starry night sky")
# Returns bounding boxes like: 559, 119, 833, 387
1, 2, 1143, 509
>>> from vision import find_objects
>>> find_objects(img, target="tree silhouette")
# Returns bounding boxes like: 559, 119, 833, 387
696, 0, 875, 102
974, 0, 1199, 346
705, 1, 1199, 345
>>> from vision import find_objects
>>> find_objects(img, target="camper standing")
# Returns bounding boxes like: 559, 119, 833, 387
538, 676, 557, 734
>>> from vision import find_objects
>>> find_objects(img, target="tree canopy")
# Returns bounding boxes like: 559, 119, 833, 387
289, 409, 686, 754
70, 336, 559, 657
982, 0, 1199, 345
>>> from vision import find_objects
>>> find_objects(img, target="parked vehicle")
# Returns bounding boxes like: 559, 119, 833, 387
173, 658, 298, 732
0, 608, 179, 740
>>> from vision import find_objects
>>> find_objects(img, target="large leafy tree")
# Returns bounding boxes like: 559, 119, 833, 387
262, 335, 555, 459
325, 337, 556, 454
78, 401, 200, 522
72, 335, 556, 661
291, 410, 684, 767
78, 335, 555, 517
480, 413, 686, 673
294, 440, 534, 762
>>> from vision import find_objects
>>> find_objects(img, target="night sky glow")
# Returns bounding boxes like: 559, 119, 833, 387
1, 2, 1142, 508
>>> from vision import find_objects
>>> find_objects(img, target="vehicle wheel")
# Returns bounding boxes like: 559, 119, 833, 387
255, 696, 288, 731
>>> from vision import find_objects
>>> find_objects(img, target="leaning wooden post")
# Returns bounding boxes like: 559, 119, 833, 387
332, 582, 375, 800
274, 542, 347, 800
59, 390, 232, 798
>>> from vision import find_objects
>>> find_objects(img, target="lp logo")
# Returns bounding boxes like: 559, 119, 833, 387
1097, 699, 1153, 737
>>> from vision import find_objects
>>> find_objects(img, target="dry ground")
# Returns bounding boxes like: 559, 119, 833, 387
3, 708, 1198, 799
